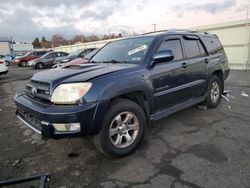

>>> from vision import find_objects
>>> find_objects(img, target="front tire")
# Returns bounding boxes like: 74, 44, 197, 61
20, 61, 27, 67
93, 99, 146, 157
204, 75, 222, 108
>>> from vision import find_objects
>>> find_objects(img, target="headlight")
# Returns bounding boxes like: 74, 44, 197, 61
51, 83, 92, 104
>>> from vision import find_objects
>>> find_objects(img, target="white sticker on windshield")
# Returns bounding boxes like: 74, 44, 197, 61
128, 45, 147, 56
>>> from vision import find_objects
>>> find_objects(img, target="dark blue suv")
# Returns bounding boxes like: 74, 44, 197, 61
14, 30, 230, 157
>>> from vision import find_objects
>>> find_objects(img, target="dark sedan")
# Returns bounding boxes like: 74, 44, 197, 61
28, 51, 69, 69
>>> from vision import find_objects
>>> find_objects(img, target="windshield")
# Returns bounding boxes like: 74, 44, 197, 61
91, 37, 154, 63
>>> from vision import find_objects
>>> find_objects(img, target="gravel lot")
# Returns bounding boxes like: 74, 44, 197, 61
0, 66, 250, 188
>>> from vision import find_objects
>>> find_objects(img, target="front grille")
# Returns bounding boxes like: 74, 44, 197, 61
25, 80, 51, 102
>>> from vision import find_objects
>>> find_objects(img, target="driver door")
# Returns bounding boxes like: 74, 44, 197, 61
150, 36, 190, 113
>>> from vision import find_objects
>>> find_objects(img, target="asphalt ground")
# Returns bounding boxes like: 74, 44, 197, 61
0, 66, 250, 188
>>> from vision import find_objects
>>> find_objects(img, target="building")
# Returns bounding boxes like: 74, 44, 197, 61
194, 19, 250, 70
0, 37, 11, 55
13, 43, 34, 55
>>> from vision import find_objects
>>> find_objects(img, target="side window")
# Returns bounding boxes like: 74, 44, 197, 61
37, 51, 46, 56
55, 53, 60, 57
157, 39, 183, 61
183, 39, 200, 58
197, 40, 207, 56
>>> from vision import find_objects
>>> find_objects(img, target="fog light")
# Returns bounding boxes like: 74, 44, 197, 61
53, 123, 81, 132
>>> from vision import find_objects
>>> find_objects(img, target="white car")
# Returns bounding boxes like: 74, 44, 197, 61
0, 60, 8, 75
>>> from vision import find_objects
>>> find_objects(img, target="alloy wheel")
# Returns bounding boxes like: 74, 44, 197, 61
109, 112, 139, 148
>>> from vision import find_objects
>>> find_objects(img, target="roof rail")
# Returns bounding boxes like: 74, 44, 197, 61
142, 29, 212, 36
168, 29, 211, 35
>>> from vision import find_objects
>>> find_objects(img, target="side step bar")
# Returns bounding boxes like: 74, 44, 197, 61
150, 96, 205, 121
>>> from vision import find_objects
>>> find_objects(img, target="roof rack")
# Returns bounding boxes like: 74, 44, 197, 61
141, 29, 212, 36
167, 29, 211, 35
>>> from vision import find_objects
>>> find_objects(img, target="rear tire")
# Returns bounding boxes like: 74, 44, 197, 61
93, 99, 146, 157
36, 63, 44, 69
204, 75, 222, 108
5, 61, 10, 66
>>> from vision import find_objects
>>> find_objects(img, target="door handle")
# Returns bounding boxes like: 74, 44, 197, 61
204, 58, 209, 63
182, 62, 187, 68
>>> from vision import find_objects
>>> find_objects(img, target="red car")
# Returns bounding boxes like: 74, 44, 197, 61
65, 57, 89, 66
53, 48, 99, 68
12, 50, 51, 67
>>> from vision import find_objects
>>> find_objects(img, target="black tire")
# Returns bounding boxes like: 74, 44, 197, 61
204, 75, 223, 108
36, 63, 44, 69
93, 99, 147, 157
20, 61, 27, 67
5, 61, 10, 66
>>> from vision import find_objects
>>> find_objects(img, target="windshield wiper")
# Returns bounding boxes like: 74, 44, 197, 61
102, 59, 127, 64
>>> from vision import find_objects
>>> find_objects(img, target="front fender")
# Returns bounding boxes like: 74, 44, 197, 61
98, 77, 153, 107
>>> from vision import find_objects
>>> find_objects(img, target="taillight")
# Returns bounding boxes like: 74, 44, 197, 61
0, 61, 4, 64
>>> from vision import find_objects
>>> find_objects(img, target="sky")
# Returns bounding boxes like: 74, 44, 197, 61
0, 0, 248, 42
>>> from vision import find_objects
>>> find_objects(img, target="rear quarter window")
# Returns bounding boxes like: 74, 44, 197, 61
202, 36, 224, 54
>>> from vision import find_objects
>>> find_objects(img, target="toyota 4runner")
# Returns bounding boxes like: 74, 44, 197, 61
14, 30, 230, 157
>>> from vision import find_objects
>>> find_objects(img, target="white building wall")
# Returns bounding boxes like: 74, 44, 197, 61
194, 20, 250, 70
0, 42, 10, 54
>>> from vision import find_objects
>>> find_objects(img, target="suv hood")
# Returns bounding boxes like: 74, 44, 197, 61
31, 63, 137, 87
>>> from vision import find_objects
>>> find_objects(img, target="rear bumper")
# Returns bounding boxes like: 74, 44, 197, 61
14, 94, 106, 139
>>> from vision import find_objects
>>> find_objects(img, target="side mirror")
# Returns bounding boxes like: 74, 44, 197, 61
153, 50, 174, 63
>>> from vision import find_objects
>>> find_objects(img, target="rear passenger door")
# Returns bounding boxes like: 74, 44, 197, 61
150, 36, 191, 112
45, 53, 55, 67
182, 35, 208, 97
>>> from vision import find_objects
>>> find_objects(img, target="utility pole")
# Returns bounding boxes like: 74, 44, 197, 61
152, 24, 157, 31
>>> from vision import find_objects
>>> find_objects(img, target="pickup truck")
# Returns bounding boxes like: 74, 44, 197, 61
14, 30, 230, 157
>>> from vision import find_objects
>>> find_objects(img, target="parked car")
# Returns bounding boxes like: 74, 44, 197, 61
14, 30, 230, 157
0, 60, 8, 75
54, 48, 100, 68
28, 51, 69, 69
12, 50, 51, 67
54, 48, 96, 65
3, 54, 15, 66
